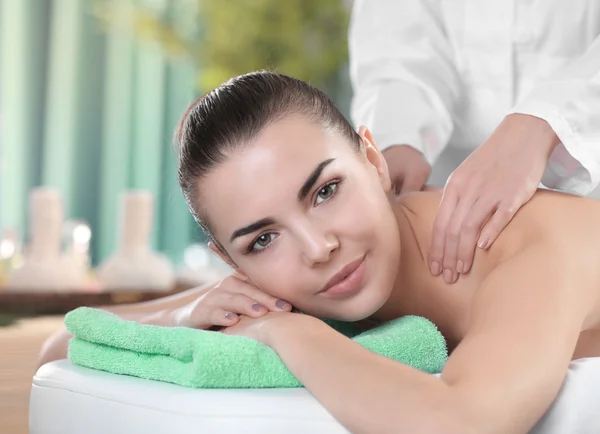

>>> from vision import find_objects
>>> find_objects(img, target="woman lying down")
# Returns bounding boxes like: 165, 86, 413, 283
39, 71, 600, 433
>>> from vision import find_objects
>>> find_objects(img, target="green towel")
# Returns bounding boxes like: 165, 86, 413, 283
65, 307, 447, 389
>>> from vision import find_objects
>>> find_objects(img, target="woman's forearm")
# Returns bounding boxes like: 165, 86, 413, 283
36, 309, 172, 369
36, 283, 214, 368
264, 316, 462, 434
101, 282, 215, 319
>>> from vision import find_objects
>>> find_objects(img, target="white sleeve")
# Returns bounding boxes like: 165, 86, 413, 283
348, 0, 461, 164
509, 35, 600, 195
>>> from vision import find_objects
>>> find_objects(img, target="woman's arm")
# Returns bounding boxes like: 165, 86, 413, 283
37, 274, 292, 369
256, 244, 593, 433
36, 282, 216, 369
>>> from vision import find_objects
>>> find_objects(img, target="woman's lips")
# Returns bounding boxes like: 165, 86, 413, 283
319, 255, 366, 297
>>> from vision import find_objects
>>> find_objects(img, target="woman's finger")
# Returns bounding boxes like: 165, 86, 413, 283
185, 293, 262, 328
209, 291, 271, 318
202, 308, 241, 329
217, 275, 292, 312
174, 302, 240, 330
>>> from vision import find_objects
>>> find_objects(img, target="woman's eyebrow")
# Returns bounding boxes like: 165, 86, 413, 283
297, 158, 336, 200
229, 158, 336, 243
230, 217, 275, 243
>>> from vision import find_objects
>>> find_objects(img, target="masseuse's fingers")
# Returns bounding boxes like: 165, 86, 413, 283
429, 186, 459, 277
477, 199, 521, 251
440, 194, 477, 283
455, 197, 495, 274
398, 171, 427, 195
383, 145, 431, 198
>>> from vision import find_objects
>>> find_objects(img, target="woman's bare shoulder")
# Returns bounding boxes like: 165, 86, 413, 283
395, 188, 600, 269
514, 189, 600, 245
392, 187, 600, 266
394, 189, 443, 216
508, 190, 600, 322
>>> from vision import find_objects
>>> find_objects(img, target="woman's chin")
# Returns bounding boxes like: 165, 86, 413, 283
328, 294, 390, 322
297, 283, 393, 322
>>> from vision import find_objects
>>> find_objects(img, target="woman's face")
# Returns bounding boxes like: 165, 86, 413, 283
200, 115, 401, 321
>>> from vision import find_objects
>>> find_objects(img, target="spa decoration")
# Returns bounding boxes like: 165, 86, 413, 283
7, 188, 88, 291
97, 190, 174, 291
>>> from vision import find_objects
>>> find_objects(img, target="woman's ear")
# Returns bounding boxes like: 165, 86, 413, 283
208, 241, 249, 281
357, 126, 392, 192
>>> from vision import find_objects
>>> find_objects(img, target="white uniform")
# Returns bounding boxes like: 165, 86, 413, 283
349, 0, 600, 196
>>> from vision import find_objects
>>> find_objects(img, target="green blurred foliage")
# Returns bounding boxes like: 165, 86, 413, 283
93, 0, 350, 92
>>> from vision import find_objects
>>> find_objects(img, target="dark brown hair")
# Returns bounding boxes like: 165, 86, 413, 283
175, 70, 360, 238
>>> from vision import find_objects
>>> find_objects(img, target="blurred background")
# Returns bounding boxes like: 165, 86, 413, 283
3, 2, 599, 433
0, 1, 353, 432
0, 0, 353, 271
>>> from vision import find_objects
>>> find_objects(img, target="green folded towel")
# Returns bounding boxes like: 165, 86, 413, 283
65, 307, 447, 389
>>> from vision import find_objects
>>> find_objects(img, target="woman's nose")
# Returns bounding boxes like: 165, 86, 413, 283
300, 229, 339, 266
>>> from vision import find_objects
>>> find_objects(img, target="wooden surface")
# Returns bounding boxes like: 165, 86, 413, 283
0, 316, 64, 434
0, 284, 193, 315
0, 284, 193, 432
0, 282, 198, 432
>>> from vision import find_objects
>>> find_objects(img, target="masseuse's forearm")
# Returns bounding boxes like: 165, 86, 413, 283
266, 316, 464, 434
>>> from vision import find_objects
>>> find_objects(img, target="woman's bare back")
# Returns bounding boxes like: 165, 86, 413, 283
388, 188, 600, 359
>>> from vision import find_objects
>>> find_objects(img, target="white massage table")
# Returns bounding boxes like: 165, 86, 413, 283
30, 358, 600, 433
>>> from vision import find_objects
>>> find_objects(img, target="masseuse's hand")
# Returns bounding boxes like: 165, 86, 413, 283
170, 275, 292, 329
383, 145, 432, 196
429, 114, 560, 283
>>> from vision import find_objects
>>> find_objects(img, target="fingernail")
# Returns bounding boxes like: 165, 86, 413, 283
276, 299, 290, 310
430, 261, 441, 275
478, 237, 489, 249
443, 269, 453, 284
252, 303, 266, 312
457, 260, 464, 273
225, 312, 237, 320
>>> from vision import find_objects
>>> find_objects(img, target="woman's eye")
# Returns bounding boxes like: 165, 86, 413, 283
315, 182, 339, 205
251, 233, 276, 252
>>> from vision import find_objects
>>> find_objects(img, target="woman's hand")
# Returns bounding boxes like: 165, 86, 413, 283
428, 114, 560, 283
169, 275, 292, 329
221, 311, 305, 345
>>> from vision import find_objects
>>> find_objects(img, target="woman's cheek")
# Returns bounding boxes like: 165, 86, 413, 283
344, 197, 376, 232
254, 265, 298, 300
338, 194, 369, 225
